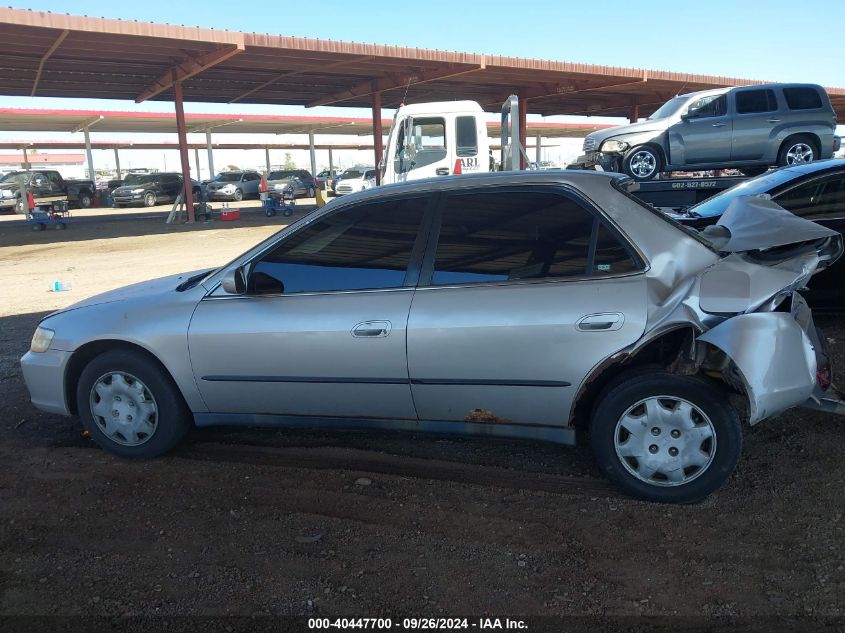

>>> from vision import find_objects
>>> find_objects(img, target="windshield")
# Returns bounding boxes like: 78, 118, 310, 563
122, 173, 159, 185
215, 172, 243, 182
341, 169, 365, 179
687, 170, 803, 218
0, 172, 29, 184
268, 170, 296, 180
647, 96, 688, 120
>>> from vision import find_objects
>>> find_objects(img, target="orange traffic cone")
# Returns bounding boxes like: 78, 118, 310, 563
453, 159, 462, 175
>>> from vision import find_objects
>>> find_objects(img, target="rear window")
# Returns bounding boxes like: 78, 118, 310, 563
783, 87, 823, 110
736, 89, 778, 114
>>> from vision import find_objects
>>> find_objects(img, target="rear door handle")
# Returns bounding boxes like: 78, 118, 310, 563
435, 167, 450, 176
576, 313, 625, 332
352, 320, 391, 338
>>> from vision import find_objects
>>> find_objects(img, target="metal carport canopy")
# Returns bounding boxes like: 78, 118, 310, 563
2, 8, 843, 119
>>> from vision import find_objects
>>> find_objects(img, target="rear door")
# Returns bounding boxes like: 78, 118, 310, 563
731, 88, 780, 161
406, 186, 648, 428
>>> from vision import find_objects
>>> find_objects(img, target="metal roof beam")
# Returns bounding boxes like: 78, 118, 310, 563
136, 42, 244, 103
30, 28, 68, 96
306, 61, 486, 108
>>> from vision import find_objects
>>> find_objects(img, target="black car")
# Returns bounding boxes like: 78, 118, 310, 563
676, 159, 845, 310
112, 172, 201, 208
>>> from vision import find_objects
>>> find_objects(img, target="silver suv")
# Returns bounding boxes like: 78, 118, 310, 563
583, 83, 838, 180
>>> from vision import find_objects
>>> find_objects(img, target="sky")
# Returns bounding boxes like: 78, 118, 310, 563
2, 0, 844, 175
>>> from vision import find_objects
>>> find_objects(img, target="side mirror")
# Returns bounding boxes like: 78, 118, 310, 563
221, 266, 246, 294
680, 112, 691, 122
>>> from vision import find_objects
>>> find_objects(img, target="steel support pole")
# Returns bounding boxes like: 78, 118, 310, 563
113, 148, 121, 179
630, 104, 640, 124
194, 148, 201, 181
535, 134, 541, 165
173, 81, 195, 222
83, 127, 94, 180
265, 147, 271, 173
308, 131, 316, 178
518, 95, 528, 170
372, 87, 383, 185
328, 148, 334, 175
22, 147, 29, 170
206, 129, 215, 179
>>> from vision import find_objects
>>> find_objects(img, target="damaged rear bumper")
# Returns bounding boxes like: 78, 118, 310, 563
697, 293, 845, 424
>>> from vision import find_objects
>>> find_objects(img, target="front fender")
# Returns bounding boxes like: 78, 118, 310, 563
698, 312, 816, 424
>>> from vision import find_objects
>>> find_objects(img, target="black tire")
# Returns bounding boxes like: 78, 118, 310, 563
76, 349, 192, 458
31, 223, 45, 231
192, 189, 200, 203
307, 186, 315, 198
739, 167, 768, 177
55, 222, 66, 230
622, 145, 663, 181
77, 191, 93, 208
590, 369, 742, 503
233, 188, 243, 202
143, 192, 157, 207
777, 135, 818, 167
14, 195, 26, 215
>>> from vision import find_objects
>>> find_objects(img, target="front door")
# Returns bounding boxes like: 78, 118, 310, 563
406, 187, 648, 427
392, 116, 449, 181
188, 194, 432, 419
669, 93, 732, 165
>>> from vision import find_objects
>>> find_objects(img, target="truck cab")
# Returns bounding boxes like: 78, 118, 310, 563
380, 101, 489, 185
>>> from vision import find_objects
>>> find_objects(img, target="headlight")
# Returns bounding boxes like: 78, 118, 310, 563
0, 189, 12, 198
601, 139, 630, 153
222, 184, 236, 192
273, 183, 286, 190
30, 326, 55, 353
130, 188, 145, 194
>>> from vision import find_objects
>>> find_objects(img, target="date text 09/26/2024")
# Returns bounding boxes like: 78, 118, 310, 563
308, 618, 528, 630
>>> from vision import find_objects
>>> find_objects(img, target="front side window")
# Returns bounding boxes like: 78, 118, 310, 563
395, 117, 448, 173
685, 94, 727, 119
429, 190, 640, 286
775, 172, 845, 218
250, 196, 428, 294
783, 87, 823, 110
736, 89, 778, 114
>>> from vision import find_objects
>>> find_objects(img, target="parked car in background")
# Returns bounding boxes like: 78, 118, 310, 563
334, 166, 376, 195
205, 170, 262, 201
315, 169, 339, 189
112, 172, 201, 208
20, 171, 844, 503
265, 169, 317, 198
582, 83, 838, 180
0, 170, 95, 213
671, 159, 845, 310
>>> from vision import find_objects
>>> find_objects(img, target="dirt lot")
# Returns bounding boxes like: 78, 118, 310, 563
0, 210, 843, 629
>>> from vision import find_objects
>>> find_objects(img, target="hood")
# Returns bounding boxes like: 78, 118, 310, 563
700, 196, 840, 252
114, 183, 154, 193
50, 269, 211, 315
0, 180, 24, 193
585, 119, 669, 146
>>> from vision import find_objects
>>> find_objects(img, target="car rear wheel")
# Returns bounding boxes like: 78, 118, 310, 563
76, 349, 191, 458
778, 135, 818, 167
590, 369, 741, 503
622, 145, 662, 181
143, 192, 157, 207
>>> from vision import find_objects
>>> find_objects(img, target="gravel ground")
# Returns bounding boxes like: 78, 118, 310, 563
0, 212, 843, 630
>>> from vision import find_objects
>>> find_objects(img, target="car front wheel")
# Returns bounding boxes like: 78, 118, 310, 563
143, 192, 157, 207
76, 349, 192, 458
590, 369, 742, 503
622, 145, 662, 180
233, 188, 243, 201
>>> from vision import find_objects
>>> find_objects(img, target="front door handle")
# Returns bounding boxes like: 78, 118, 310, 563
711, 122, 727, 127
351, 320, 391, 338
576, 313, 625, 332
768, 118, 781, 123
435, 167, 450, 176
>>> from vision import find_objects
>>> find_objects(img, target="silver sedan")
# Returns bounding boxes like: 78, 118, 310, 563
20, 171, 845, 503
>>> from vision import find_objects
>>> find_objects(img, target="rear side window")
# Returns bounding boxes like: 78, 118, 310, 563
429, 190, 640, 286
456, 116, 478, 157
251, 196, 428, 294
775, 172, 845, 218
736, 89, 778, 114
783, 87, 823, 110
